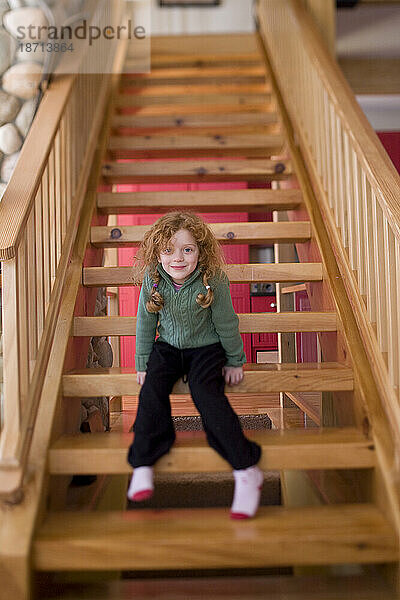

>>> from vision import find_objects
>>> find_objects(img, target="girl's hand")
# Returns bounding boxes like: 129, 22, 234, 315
137, 371, 146, 385
223, 366, 244, 386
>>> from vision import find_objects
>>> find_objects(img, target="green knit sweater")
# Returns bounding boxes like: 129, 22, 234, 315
135, 264, 246, 371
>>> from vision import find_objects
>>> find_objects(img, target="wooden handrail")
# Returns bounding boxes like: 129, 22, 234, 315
257, 0, 400, 390
290, 0, 400, 243
0, 77, 73, 261
0, 0, 127, 495
257, 0, 400, 532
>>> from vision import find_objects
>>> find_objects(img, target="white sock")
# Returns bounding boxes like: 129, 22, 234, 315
231, 465, 263, 519
127, 466, 154, 502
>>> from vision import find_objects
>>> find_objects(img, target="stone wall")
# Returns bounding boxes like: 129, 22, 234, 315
0, 0, 84, 200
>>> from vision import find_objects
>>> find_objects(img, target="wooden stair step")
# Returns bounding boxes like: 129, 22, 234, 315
120, 64, 267, 83
33, 504, 397, 571
83, 263, 323, 287
48, 428, 375, 475
97, 189, 301, 215
73, 312, 337, 337
116, 93, 271, 108
117, 103, 275, 116
143, 32, 259, 56
122, 63, 267, 74
118, 83, 271, 97
62, 363, 353, 397
91, 221, 310, 248
107, 133, 284, 159
135, 50, 263, 68
112, 124, 280, 138
112, 112, 278, 129
101, 159, 291, 184
34, 573, 398, 600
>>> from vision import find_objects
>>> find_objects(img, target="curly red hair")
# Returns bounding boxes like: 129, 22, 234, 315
132, 211, 225, 312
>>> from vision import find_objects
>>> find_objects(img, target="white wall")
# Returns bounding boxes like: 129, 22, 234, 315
336, 5, 400, 58
150, 0, 255, 35
336, 5, 400, 131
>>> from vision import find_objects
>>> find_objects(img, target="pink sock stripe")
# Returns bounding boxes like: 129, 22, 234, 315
131, 489, 153, 502
230, 512, 250, 520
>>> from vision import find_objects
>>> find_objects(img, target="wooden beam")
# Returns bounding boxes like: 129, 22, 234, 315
101, 158, 291, 184
83, 263, 323, 287
73, 312, 337, 337
90, 221, 311, 248
97, 189, 302, 215
338, 58, 400, 95
285, 392, 321, 425
33, 504, 397, 571
49, 428, 374, 474
62, 363, 353, 397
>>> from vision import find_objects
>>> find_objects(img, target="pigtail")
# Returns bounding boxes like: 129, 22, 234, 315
146, 271, 165, 313
196, 272, 214, 308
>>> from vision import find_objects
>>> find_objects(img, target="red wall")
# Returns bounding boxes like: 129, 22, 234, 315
377, 132, 400, 174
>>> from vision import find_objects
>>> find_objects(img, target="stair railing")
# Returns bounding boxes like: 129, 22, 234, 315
0, 0, 126, 497
257, 0, 400, 442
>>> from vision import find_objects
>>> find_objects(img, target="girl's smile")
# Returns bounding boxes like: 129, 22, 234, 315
159, 229, 199, 284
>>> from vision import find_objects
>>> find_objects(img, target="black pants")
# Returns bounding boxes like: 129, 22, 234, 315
127, 341, 261, 470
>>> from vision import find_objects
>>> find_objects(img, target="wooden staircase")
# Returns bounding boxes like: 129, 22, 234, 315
28, 33, 399, 598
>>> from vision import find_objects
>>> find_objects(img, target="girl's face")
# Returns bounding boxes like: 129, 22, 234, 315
159, 228, 199, 284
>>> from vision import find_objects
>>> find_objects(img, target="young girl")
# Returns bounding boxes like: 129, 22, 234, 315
127, 211, 263, 519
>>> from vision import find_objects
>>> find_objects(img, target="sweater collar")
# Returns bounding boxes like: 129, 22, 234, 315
157, 263, 202, 289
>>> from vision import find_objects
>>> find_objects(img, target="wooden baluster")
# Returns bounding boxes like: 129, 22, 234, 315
301, 51, 309, 141
383, 217, 398, 389
352, 153, 366, 297
312, 67, 322, 177
70, 90, 77, 200
48, 148, 57, 291
396, 238, 400, 399
42, 165, 51, 313
55, 131, 62, 263
372, 192, 388, 355
65, 105, 72, 222
319, 83, 328, 193
0, 259, 21, 462
26, 209, 37, 378
34, 184, 45, 342
343, 131, 357, 272
17, 239, 29, 415
336, 118, 347, 248
329, 103, 339, 222
59, 116, 68, 244
323, 91, 333, 209
361, 173, 376, 324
